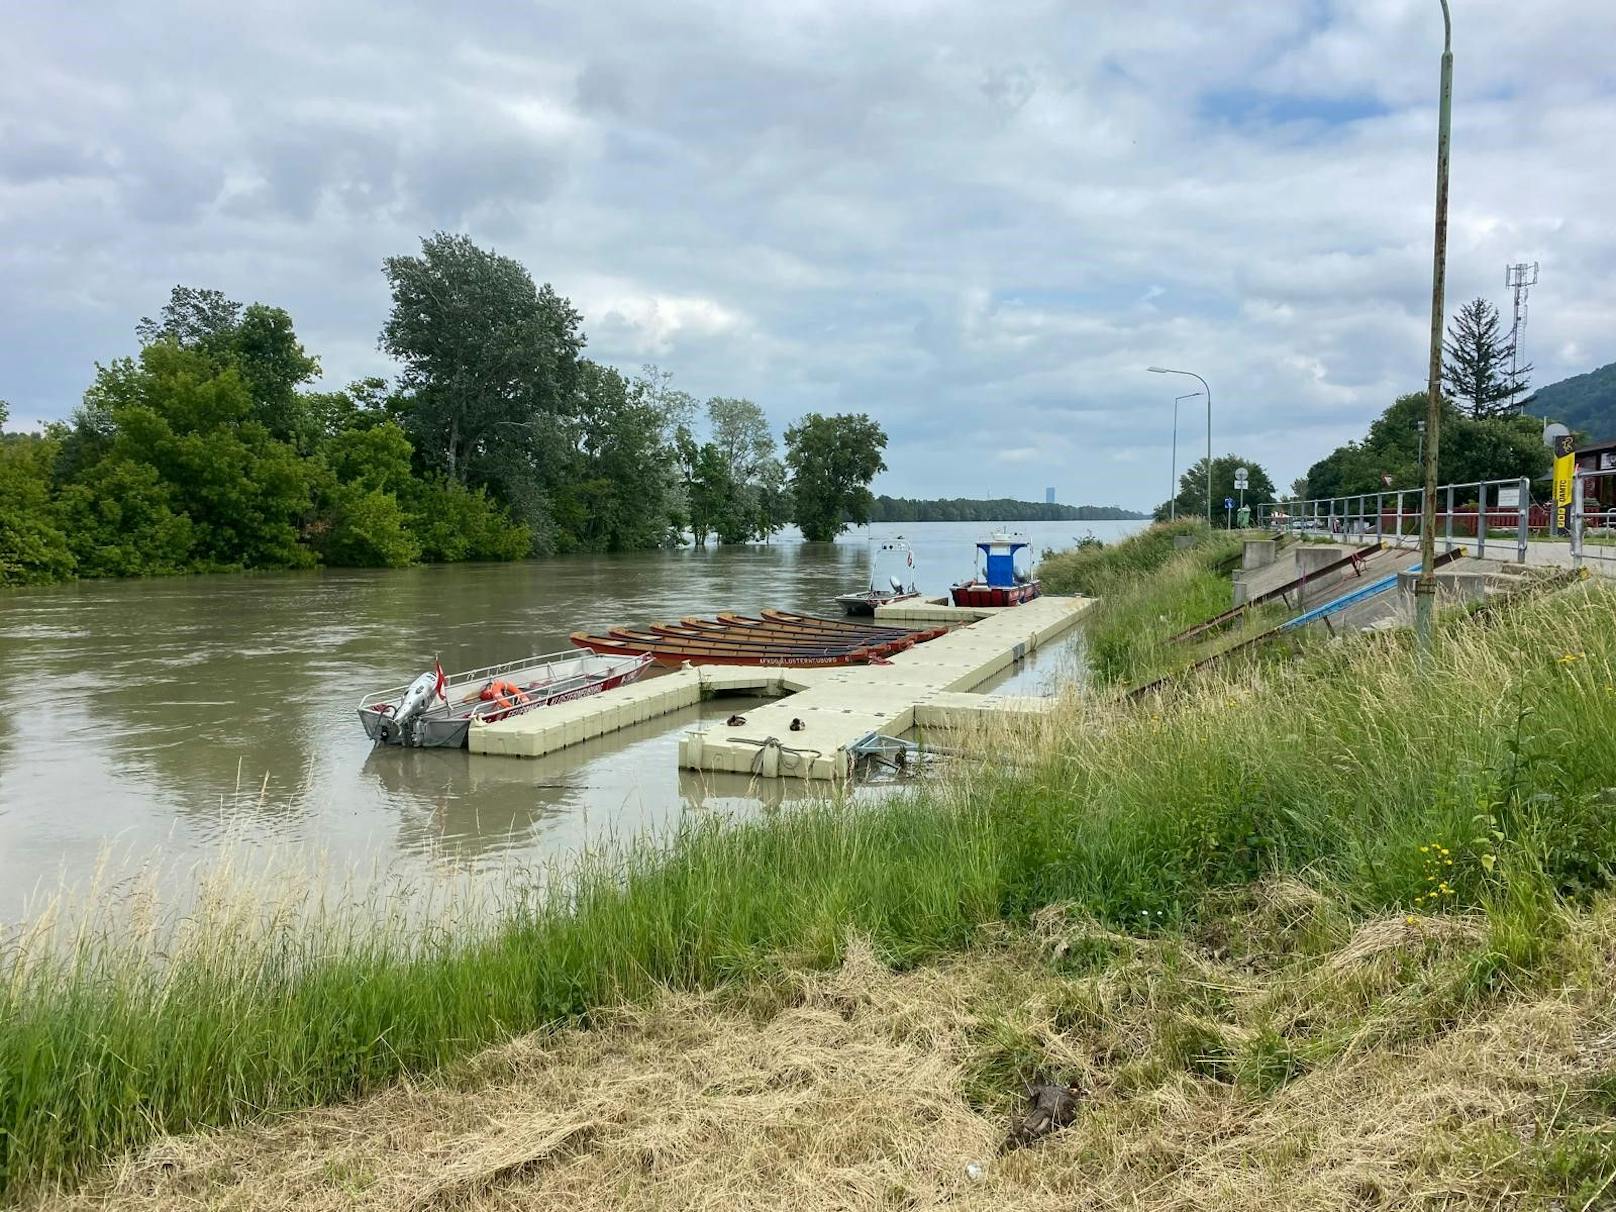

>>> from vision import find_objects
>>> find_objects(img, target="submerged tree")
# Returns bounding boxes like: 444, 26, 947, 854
380, 232, 584, 503
784, 412, 888, 542
1443, 297, 1531, 420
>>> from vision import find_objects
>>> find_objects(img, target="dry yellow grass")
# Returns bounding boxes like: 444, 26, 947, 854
29, 888, 1616, 1212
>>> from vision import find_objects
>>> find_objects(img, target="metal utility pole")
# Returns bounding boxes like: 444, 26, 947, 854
1149, 367, 1213, 523
1416, 0, 1453, 659
1170, 392, 1201, 520
1505, 261, 1538, 415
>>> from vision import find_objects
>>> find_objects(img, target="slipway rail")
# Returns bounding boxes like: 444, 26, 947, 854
1169, 542, 1386, 645
1130, 550, 1463, 700
1277, 550, 1461, 632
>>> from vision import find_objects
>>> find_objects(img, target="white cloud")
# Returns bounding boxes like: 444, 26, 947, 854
0, 0, 1612, 509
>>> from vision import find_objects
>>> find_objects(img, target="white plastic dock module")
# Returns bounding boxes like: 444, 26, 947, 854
469, 596, 1092, 776
678, 595, 1090, 780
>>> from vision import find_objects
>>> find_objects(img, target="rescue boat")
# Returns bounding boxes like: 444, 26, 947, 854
357, 650, 653, 748
950, 531, 1042, 607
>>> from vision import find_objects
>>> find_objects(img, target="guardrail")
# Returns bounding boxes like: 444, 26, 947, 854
1254, 477, 1535, 563
1571, 467, 1616, 568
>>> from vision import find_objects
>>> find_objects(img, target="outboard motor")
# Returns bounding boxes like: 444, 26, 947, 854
889, 574, 905, 594
386, 671, 439, 745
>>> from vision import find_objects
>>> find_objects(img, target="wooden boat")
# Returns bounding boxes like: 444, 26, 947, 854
670, 617, 926, 652
835, 536, 921, 615
571, 611, 941, 668
357, 650, 653, 748
951, 531, 1042, 608
747, 610, 946, 641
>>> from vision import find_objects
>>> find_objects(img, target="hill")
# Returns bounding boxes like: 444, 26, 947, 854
1533, 360, 1616, 440
868, 496, 1148, 523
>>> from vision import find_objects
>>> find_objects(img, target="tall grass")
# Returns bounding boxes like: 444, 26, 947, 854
1039, 519, 1248, 684
4, 583, 1616, 1201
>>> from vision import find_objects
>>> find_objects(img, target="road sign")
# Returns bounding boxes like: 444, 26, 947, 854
1224, 497, 1235, 511
1234, 467, 1248, 488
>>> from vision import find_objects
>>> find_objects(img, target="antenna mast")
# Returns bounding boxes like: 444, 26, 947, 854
1504, 261, 1538, 414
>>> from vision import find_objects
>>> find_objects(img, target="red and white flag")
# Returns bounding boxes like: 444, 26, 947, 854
432, 657, 447, 702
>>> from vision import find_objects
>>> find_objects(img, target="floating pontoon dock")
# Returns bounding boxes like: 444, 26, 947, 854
468, 595, 1092, 779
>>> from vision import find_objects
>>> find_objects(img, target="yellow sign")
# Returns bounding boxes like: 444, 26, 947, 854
1552, 434, 1575, 531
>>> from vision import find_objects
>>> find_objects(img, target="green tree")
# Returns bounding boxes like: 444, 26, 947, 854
308, 421, 421, 568
687, 442, 737, 548
1443, 297, 1530, 420
76, 344, 314, 570
407, 479, 531, 563
0, 433, 74, 585
706, 397, 773, 482
55, 458, 195, 577
753, 457, 793, 540
560, 361, 680, 551
784, 412, 888, 542
1156, 454, 1276, 525
136, 287, 321, 445
1303, 391, 1549, 500
380, 233, 584, 517
232, 304, 322, 446
135, 286, 241, 355
1444, 412, 1550, 486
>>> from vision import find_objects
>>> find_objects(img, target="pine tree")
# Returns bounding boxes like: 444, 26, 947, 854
1442, 297, 1531, 420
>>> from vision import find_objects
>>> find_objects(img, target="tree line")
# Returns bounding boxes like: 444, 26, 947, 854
0, 233, 889, 586
868, 496, 1146, 523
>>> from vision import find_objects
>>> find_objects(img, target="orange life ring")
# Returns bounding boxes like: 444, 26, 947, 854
479, 679, 531, 714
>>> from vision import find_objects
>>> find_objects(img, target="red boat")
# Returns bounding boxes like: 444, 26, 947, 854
950, 532, 1042, 608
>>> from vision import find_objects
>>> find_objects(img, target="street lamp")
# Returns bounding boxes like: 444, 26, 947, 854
1149, 367, 1213, 523
1416, 0, 1453, 658
1169, 392, 1201, 521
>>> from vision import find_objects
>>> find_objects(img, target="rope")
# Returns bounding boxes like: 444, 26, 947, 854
728, 734, 826, 776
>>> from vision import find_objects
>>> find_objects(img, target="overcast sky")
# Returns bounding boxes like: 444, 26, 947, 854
3, 1, 1613, 509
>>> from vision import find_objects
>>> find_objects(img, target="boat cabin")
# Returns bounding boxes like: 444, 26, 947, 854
951, 531, 1042, 608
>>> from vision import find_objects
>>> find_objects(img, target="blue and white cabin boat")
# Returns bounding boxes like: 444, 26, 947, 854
950, 531, 1041, 607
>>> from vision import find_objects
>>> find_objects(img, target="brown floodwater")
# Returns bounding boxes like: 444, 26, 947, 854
0, 521, 1136, 918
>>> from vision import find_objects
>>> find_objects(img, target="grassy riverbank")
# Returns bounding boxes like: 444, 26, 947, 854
31, 897, 1616, 1210
6, 578, 1616, 1202
1038, 519, 1253, 684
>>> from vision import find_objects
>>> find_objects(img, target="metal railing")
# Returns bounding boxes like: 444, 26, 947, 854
1252, 471, 1616, 574
1571, 467, 1616, 568
1255, 477, 1537, 563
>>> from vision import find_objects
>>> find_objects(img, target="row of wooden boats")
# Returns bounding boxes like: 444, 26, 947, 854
571, 610, 946, 667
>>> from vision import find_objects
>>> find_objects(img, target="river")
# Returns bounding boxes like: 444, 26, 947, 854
0, 519, 1141, 919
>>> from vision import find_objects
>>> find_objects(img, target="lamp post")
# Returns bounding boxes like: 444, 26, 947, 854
1170, 392, 1201, 520
1416, 0, 1453, 658
1149, 367, 1213, 523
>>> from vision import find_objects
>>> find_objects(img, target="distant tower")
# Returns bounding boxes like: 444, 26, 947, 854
1505, 261, 1539, 414
1044, 486, 1056, 505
